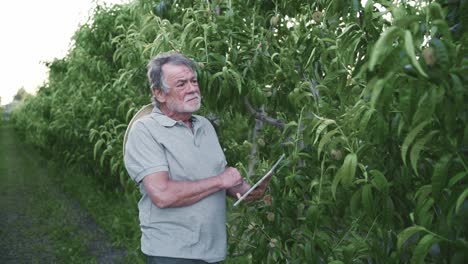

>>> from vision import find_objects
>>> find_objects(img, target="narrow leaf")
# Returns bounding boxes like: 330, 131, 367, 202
448, 172, 467, 188
432, 154, 452, 202
411, 234, 437, 264
228, 69, 243, 95
207, 71, 224, 94
370, 78, 386, 108
313, 119, 335, 145
415, 198, 434, 227
369, 26, 401, 71
404, 30, 428, 78
370, 169, 388, 192
331, 169, 343, 200
397, 226, 427, 251
93, 139, 105, 160
362, 184, 373, 215
317, 129, 340, 158
410, 131, 438, 175
401, 120, 431, 166
126, 107, 136, 122
341, 153, 358, 186
360, 108, 375, 131
428, 2, 444, 20
350, 189, 362, 216
455, 188, 468, 214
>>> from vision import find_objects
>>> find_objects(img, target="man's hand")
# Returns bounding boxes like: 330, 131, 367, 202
218, 167, 243, 189
227, 173, 273, 203
240, 173, 272, 202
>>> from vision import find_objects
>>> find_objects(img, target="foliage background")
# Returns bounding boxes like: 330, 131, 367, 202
12, 0, 467, 263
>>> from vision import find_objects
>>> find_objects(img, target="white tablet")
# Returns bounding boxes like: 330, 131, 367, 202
233, 154, 285, 206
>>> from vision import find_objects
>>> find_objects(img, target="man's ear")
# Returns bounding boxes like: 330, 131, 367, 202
153, 89, 167, 103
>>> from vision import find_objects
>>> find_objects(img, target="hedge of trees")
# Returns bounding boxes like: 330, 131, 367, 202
12, 0, 467, 263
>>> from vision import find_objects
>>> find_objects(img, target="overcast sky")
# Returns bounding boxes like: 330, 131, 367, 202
0, 0, 128, 105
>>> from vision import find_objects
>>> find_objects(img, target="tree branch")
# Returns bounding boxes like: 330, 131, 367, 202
243, 97, 285, 131
247, 118, 263, 178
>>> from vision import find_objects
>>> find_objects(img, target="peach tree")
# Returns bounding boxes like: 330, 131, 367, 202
12, 0, 467, 262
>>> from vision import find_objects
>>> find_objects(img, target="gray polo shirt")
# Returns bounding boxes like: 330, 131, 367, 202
124, 107, 227, 262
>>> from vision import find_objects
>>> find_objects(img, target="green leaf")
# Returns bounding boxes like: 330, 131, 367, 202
448, 172, 467, 187
428, 2, 444, 20
432, 154, 452, 202
228, 69, 243, 95
180, 20, 197, 46
362, 184, 373, 215
337, 23, 359, 39
403, 30, 428, 78
284, 121, 298, 132
411, 86, 441, 126
317, 129, 340, 158
111, 159, 120, 175
370, 169, 388, 192
331, 168, 343, 200
89, 128, 99, 142
313, 119, 335, 145
100, 145, 113, 167
189, 36, 205, 49
411, 234, 437, 264
125, 107, 136, 122
455, 188, 468, 214
359, 108, 375, 132
304, 47, 316, 69
370, 78, 386, 108
304, 241, 313, 260
350, 189, 362, 216
450, 73, 464, 110
397, 225, 427, 251
93, 139, 105, 160
415, 185, 432, 203
207, 71, 224, 94
430, 38, 449, 68
331, 153, 357, 199
401, 120, 431, 166
340, 153, 358, 186
415, 198, 434, 227
369, 26, 401, 71
410, 131, 438, 175
432, 19, 452, 41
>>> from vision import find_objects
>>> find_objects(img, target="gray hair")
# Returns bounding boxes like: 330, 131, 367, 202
147, 51, 198, 95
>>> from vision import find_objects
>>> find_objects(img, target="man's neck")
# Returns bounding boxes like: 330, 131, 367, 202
159, 104, 192, 123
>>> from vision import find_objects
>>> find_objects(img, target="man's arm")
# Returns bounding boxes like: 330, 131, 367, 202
143, 167, 243, 208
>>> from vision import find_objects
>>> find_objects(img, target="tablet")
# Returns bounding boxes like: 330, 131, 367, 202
233, 154, 285, 206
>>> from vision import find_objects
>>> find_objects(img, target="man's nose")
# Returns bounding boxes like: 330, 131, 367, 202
186, 81, 198, 93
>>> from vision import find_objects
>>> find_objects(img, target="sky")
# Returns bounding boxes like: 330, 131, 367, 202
0, 0, 128, 105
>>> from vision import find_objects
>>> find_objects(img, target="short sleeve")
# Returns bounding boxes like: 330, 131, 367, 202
124, 121, 168, 183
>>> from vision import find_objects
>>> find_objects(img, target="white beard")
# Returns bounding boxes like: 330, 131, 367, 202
166, 94, 201, 113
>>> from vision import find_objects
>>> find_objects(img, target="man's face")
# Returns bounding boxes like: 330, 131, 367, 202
156, 64, 201, 114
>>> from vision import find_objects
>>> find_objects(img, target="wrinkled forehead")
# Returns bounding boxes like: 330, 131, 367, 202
162, 63, 197, 81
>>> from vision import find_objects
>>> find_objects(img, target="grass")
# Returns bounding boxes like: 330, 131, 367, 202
0, 124, 95, 263
50, 162, 144, 263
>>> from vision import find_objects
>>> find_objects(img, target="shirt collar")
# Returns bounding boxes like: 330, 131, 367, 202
151, 106, 200, 128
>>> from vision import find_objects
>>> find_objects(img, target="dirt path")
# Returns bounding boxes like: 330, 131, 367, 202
0, 125, 127, 263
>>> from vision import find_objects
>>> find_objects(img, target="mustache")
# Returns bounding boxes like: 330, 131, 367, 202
185, 94, 201, 102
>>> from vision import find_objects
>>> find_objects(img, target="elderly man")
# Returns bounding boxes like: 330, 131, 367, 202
124, 52, 268, 264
